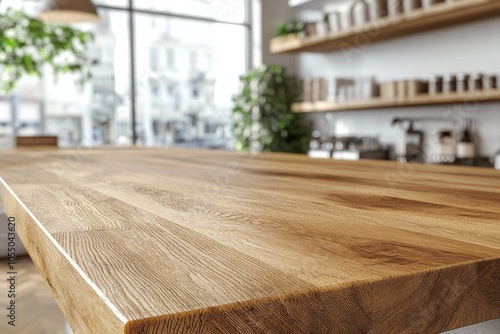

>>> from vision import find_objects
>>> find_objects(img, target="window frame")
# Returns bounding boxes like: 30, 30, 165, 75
95, 0, 253, 144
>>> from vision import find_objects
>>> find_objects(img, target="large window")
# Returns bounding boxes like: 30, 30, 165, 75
132, 0, 246, 23
0, 0, 250, 148
133, 14, 246, 147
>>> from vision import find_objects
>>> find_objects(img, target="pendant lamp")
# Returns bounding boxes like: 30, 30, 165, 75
38, 0, 99, 24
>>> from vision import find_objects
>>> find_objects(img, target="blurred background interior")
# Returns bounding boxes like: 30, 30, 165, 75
1, 0, 500, 332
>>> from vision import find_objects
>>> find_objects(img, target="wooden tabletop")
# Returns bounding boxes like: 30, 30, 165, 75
0, 148, 499, 334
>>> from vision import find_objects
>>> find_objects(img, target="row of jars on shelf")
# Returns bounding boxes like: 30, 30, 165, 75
307, 0, 458, 38
303, 73, 500, 103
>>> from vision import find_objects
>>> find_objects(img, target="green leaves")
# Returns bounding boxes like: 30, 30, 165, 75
0, 8, 94, 93
232, 65, 311, 154
274, 21, 306, 38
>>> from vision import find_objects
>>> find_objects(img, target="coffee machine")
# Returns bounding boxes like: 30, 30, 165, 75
392, 118, 424, 163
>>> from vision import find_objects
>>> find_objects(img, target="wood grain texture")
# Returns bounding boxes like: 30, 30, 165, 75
291, 90, 500, 113
15, 136, 58, 147
0, 148, 499, 334
270, 0, 500, 54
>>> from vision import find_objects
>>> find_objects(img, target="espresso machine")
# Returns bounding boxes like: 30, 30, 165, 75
392, 118, 424, 163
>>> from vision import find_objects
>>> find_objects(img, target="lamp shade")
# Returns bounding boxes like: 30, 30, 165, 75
38, 0, 99, 24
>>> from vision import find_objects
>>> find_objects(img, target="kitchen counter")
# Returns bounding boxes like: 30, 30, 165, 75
0, 148, 499, 333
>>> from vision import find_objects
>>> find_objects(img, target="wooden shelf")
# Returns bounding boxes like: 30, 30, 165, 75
292, 90, 500, 113
271, 0, 500, 54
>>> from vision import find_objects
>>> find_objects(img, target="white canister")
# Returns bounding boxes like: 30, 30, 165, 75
456, 142, 475, 159
495, 150, 500, 170
315, 21, 328, 37
357, 77, 377, 100
482, 75, 493, 91
327, 78, 337, 102
352, 2, 369, 27
428, 75, 443, 96
328, 12, 341, 34
339, 9, 352, 31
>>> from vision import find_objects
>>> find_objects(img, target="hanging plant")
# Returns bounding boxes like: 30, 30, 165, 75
0, 8, 94, 93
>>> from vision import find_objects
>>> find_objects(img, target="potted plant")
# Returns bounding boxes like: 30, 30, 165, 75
0, 8, 94, 93
232, 65, 311, 154
274, 20, 306, 41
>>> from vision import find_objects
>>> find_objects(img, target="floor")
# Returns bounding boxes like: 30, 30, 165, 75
0, 256, 66, 334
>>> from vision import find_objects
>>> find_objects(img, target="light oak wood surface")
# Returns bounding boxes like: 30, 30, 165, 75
0, 148, 499, 334
270, 0, 500, 54
15, 136, 58, 147
291, 90, 500, 113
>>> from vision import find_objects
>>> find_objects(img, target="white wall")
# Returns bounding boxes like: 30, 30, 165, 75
256, 0, 297, 70
295, 11, 500, 158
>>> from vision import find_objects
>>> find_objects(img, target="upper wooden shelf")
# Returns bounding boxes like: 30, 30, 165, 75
271, 0, 500, 54
292, 89, 500, 113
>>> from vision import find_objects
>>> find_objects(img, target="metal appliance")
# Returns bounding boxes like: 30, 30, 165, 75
392, 118, 424, 163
